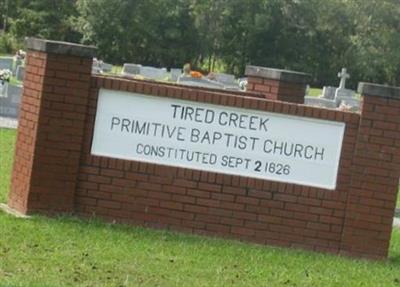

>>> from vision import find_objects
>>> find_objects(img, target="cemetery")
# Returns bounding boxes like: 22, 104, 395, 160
0, 1, 400, 285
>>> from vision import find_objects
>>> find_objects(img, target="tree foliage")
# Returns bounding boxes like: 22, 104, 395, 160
2, 0, 400, 87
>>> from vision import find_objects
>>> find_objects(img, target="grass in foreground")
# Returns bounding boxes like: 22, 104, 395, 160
0, 214, 399, 287
1, 128, 400, 286
397, 186, 400, 208
0, 128, 16, 203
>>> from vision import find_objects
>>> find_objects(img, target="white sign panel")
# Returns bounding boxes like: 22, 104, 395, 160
92, 89, 346, 189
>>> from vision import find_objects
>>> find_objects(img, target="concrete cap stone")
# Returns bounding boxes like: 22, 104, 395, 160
26, 38, 96, 58
357, 82, 400, 99
245, 65, 311, 84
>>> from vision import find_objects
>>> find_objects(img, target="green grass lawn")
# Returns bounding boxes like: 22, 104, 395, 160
308, 88, 322, 97
1, 128, 400, 286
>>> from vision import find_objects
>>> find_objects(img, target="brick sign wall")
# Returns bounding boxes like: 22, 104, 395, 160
7, 38, 400, 260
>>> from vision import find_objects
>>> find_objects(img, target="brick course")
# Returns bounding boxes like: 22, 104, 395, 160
7, 39, 400, 260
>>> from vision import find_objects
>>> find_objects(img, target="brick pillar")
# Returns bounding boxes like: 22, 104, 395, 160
245, 65, 311, 104
340, 83, 400, 259
8, 38, 96, 215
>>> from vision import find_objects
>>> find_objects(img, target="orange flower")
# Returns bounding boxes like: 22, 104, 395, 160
190, 71, 203, 78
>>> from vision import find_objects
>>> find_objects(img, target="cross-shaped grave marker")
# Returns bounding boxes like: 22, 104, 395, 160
337, 68, 350, 89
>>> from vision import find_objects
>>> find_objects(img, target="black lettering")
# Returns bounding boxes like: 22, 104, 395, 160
111, 116, 120, 130
171, 104, 180, 119
194, 108, 204, 122
229, 113, 239, 127
166, 126, 176, 138
191, 128, 200, 142
205, 109, 215, 124
263, 139, 273, 153
136, 143, 144, 154
177, 127, 185, 141
304, 145, 314, 159
315, 147, 325, 161
201, 131, 211, 144
259, 118, 269, 132
238, 136, 247, 150
249, 116, 257, 130
273, 141, 284, 155
135, 121, 147, 135
221, 155, 229, 167
121, 118, 130, 132
238, 114, 247, 129
219, 112, 228, 126
185, 106, 194, 120
212, 132, 222, 144
294, 144, 304, 158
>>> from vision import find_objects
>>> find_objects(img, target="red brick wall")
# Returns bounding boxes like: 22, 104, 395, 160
340, 93, 400, 259
9, 50, 92, 214
9, 40, 400, 260
74, 75, 360, 255
247, 77, 306, 104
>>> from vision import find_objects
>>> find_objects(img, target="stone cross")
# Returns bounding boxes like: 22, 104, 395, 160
337, 68, 350, 89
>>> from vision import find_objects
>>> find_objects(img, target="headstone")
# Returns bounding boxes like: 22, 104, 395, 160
0, 57, 14, 71
0, 81, 7, 96
177, 76, 224, 89
101, 63, 113, 73
336, 88, 355, 100
170, 68, 182, 82
7, 84, 22, 104
0, 83, 21, 118
92, 59, 102, 74
16, 66, 25, 82
304, 97, 337, 109
214, 73, 236, 85
122, 63, 141, 76
334, 68, 354, 99
140, 66, 168, 80
305, 85, 310, 97
337, 68, 350, 90
321, 86, 336, 100
238, 78, 248, 91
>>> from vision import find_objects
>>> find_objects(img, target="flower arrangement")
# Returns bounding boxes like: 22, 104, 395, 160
190, 71, 203, 78
15, 49, 26, 61
0, 69, 12, 84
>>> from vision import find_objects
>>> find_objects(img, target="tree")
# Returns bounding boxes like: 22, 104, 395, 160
10, 0, 80, 42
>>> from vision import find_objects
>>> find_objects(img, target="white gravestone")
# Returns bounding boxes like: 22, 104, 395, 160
213, 73, 240, 90
334, 68, 359, 110
16, 66, 25, 82
122, 64, 141, 76
335, 68, 354, 98
177, 76, 224, 89
0, 82, 7, 96
170, 68, 182, 82
140, 66, 168, 80
214, 73, 236, 85
321, 86, 336, 100
92, 59, 102, 74
0, 83, 22, 118
304, 97, 337, 109
0, 57, 14, 71
101, 63, 113, 73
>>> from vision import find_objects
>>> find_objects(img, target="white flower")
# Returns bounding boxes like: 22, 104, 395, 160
0, 69, 12, 82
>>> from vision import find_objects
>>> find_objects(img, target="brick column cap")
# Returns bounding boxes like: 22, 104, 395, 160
245, 65, 311, 84
358, 82, 400, 99
26, 37, 97, 58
